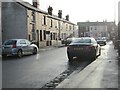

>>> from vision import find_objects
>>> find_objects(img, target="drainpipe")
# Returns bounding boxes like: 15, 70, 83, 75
58, 20, 61, 40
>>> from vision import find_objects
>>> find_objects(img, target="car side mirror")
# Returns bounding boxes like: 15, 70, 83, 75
31, 42, 34, 44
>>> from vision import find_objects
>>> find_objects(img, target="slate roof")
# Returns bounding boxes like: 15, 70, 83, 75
16, 0, 48, 14
2, 0, 76, 25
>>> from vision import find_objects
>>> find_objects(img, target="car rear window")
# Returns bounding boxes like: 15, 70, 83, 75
97, 37, 106, 40
67, 38, 72, 40
3, 40, 17, 45
72, 38, 91, 43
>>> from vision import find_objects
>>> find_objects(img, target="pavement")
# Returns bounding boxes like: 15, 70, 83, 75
56, 41, 119, 88
118, 57, 120, 89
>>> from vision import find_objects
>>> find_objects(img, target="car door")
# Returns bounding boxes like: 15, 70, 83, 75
19, 40, 28, 54
25, 40, 34, 54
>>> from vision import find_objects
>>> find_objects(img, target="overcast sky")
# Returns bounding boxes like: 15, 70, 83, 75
23, 0, 120, 24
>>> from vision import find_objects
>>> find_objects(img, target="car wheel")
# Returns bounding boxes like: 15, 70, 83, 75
99, 48, 101, 56
2, 54, 7, 57
68, 56, 73, 62
67, 53, 73, 62
33, 48, 37, 55
17, 50, 22, 58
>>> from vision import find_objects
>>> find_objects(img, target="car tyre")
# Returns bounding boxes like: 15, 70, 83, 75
67, 53, 73, 62
99, 48, 101, 56
2, 54, 7, 57
68, 56, 73, 62
33, 48, 37, 55
17, 50, 22, 58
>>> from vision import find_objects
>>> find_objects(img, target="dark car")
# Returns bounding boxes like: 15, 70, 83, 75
64, 38, 75, 46
67, 37, 101, 62
96, 37, 107, 46
2, 39, 38, 57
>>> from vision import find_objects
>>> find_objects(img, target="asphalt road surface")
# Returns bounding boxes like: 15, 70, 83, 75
2, 41, 118, 88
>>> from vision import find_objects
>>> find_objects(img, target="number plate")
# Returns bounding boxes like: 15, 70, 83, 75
74, 48, 83, 50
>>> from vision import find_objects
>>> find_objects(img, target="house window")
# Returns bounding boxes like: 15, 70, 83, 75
69, 25, 71, 31
43, 30, 46, 40
66, 24, 68, 30
91, 27, 92, 30
28, 34, 31, 41
50, 33, 52, 40
32, 24, 35, 31
32, 11, 35, 23
42, 16, 46, 25
53, 33, 56, 40
95, 27, 97, 30
40, 30, 42, 41
51, 19, 52, 27
61, 22, 64, 30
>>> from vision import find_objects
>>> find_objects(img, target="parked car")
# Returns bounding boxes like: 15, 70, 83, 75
96, 37, 107, 46
67, 37, 101, 62
64, 37, 75, 46
2, 39, 38, 57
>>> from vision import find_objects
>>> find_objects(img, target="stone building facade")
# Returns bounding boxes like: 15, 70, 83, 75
2, 0, 78, 48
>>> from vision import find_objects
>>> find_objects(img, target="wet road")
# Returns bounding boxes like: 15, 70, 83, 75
2, 41, 118, 88
3, 47, 68, 88
56, 41, 118, 88
2, 46, 92, 88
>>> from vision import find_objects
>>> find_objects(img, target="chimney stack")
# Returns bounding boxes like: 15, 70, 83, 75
33, 0, 39, 8
66, 15, 69, 21
48, 6, 53, 15
58, 10, 62, 18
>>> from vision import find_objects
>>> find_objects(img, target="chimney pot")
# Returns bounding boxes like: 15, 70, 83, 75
58, 10, 62, 18
48, 6, 53, 15
66, 15, 69, 21
33, 0, 39, 8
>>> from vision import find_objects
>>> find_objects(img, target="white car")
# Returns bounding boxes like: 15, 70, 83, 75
2, 39, 38, 57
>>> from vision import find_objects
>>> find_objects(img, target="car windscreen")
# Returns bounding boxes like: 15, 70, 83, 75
72, 38, 91, 43
97, 37, 106, 40
3, 40, 17, 45
67, 38, 73, 41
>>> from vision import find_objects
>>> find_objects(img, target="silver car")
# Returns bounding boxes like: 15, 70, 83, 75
2, 39, 38, 57
96, 37, 107, 46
